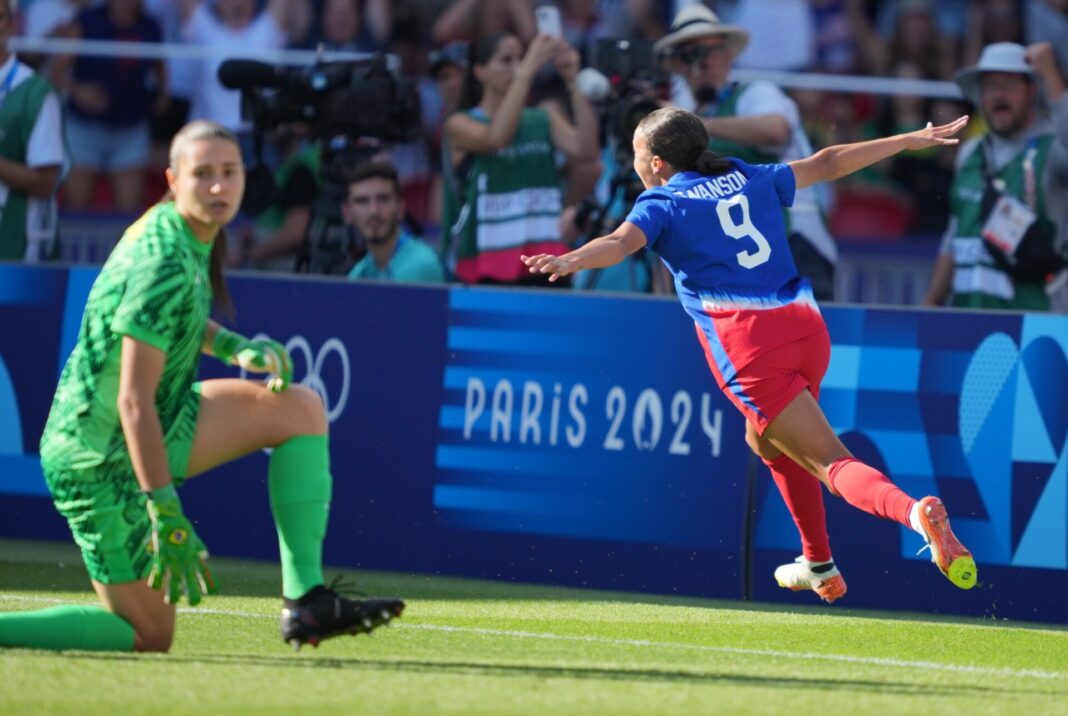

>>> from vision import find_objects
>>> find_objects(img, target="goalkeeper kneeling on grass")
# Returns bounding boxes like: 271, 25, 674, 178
0, 120, 403, 653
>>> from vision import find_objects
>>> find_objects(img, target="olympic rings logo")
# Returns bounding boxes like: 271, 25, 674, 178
239, 335, 351, 423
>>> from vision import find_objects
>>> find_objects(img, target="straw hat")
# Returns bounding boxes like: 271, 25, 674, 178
653, 4, 749, 58
954, 42, 1034, 104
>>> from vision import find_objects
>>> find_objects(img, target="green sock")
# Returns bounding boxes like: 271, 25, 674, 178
0, 605, 135, 651
269, 433, 332, 600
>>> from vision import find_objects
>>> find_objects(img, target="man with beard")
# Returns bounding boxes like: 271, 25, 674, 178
344, 161, 445, 283
655, 4, 837, 301
925, 42, 1068, 310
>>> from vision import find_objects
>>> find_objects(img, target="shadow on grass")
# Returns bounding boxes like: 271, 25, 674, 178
14, 649, 1066, 700
3, 539, 1067, 636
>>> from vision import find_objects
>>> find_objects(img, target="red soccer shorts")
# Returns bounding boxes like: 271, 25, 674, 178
695, 323, 831, 435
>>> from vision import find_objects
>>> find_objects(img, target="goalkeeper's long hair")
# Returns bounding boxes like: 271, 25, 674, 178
636, 107, 732, 176
162, 120, 238, 320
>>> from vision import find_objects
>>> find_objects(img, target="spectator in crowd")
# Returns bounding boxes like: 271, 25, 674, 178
732, 0, 815, 72
431, 41, 468, 121
143, 0, 196, 191
179, 0, 310, 158
427, 40, 468, 228
61, 0, 166, 213
380, 6, 441, 232
1026, 0, 1068, 78
432, 0, 535, 45
21, 0, 90, 86
548, 0, 666, 63
440, 32, 598, 285
295, 0, 391, 53
0, 0, 66, 261
924, 42, 1068, 311
344, 160, 444, 283
24, 0, 84, 41
809, 0, 862, 75
862, 0, 956, 80
962, 0, 1025, 68
658, 4, 837, 300
235, 126, 319, 271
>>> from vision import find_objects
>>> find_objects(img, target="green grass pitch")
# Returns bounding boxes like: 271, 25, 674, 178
2, 538, 1066, 715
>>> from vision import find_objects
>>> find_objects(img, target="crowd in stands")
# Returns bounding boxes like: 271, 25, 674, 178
2, 0, 1067, 308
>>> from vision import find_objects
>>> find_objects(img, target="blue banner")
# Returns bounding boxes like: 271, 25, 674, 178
1, 263, 1065, 622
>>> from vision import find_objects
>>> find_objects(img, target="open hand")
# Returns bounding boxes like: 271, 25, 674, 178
521, 253, 576, 282
902, 115, 969, 151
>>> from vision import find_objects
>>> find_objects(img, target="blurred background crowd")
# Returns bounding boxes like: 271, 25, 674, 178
2, 0, 1067, 307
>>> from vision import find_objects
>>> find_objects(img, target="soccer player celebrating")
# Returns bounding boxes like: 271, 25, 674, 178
0, 120, 403, 652
522, 108, 977, 602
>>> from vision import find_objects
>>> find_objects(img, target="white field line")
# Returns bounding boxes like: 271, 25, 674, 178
2, 594, 1066, 682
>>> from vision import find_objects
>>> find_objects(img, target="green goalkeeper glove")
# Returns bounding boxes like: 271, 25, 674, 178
213, 328, 293, 393
145, 485, 218, 606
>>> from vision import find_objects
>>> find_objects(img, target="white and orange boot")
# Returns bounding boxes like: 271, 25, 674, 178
774, 557, 847, 603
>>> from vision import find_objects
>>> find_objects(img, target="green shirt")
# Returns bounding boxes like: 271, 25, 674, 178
0, 70, 56, 260
40, 202, 213, 472
347, 231, 445, 283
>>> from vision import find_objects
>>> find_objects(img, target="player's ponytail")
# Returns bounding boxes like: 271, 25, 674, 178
636, 107, 732, 176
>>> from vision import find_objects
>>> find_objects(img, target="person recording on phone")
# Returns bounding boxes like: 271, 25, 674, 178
440, 29, 599, 285
656, 4, 838, 301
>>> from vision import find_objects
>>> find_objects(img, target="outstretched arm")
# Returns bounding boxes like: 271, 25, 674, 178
790, 116, 968, 190
521, 221, 648, 282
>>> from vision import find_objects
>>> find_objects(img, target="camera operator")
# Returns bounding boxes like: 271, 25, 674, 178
231, 125, 319, 271
656, 5, 838, 301
179, 0, 310, 163
343, 159, 444, 283
441, 32, 599, 285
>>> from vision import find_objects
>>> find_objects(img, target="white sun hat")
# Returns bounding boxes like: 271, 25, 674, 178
653, 4, 749, 58
954, 42, 1034, 104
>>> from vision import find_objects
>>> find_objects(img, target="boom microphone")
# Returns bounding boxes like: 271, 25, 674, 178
217, 59, 286, 90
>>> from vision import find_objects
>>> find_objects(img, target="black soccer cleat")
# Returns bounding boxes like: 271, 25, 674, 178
281, 585, 405, 651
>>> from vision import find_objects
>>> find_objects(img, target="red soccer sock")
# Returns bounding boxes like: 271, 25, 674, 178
826, 457, 915, 528
764, 454, 832, 563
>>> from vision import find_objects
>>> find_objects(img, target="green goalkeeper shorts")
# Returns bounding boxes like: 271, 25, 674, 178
42, 384, 202, 584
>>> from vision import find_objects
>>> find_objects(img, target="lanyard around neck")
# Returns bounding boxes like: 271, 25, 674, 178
0, 60, 19, 107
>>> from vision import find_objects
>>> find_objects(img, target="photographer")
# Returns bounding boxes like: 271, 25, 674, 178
441, 32, 598, 285
656, 5, 837, 301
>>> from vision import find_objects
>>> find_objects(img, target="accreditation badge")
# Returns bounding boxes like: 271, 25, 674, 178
981, 194, 1037, 257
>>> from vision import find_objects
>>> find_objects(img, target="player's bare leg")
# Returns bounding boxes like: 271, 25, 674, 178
186, 379, 404, 649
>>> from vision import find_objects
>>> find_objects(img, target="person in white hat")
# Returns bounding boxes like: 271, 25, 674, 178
656, 3, 838, 303
925, 41, 1068, 310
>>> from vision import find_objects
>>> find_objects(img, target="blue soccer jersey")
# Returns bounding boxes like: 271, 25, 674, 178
625, 160, 824, 382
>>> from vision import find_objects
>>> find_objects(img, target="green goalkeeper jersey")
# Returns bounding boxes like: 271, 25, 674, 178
40, 202, 213, 472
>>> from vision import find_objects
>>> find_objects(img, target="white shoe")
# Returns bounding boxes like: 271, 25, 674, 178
774, 556, 847, 603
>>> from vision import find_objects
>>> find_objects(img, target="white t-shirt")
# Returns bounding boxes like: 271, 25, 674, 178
181, 3, 286, 130
0, 56, 67, 262
24, 0, 82, 38
732, 0, 815, 72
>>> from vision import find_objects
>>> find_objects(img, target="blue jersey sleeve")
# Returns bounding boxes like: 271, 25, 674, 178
624, 190, 673, 252
771, 163, 797, 207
